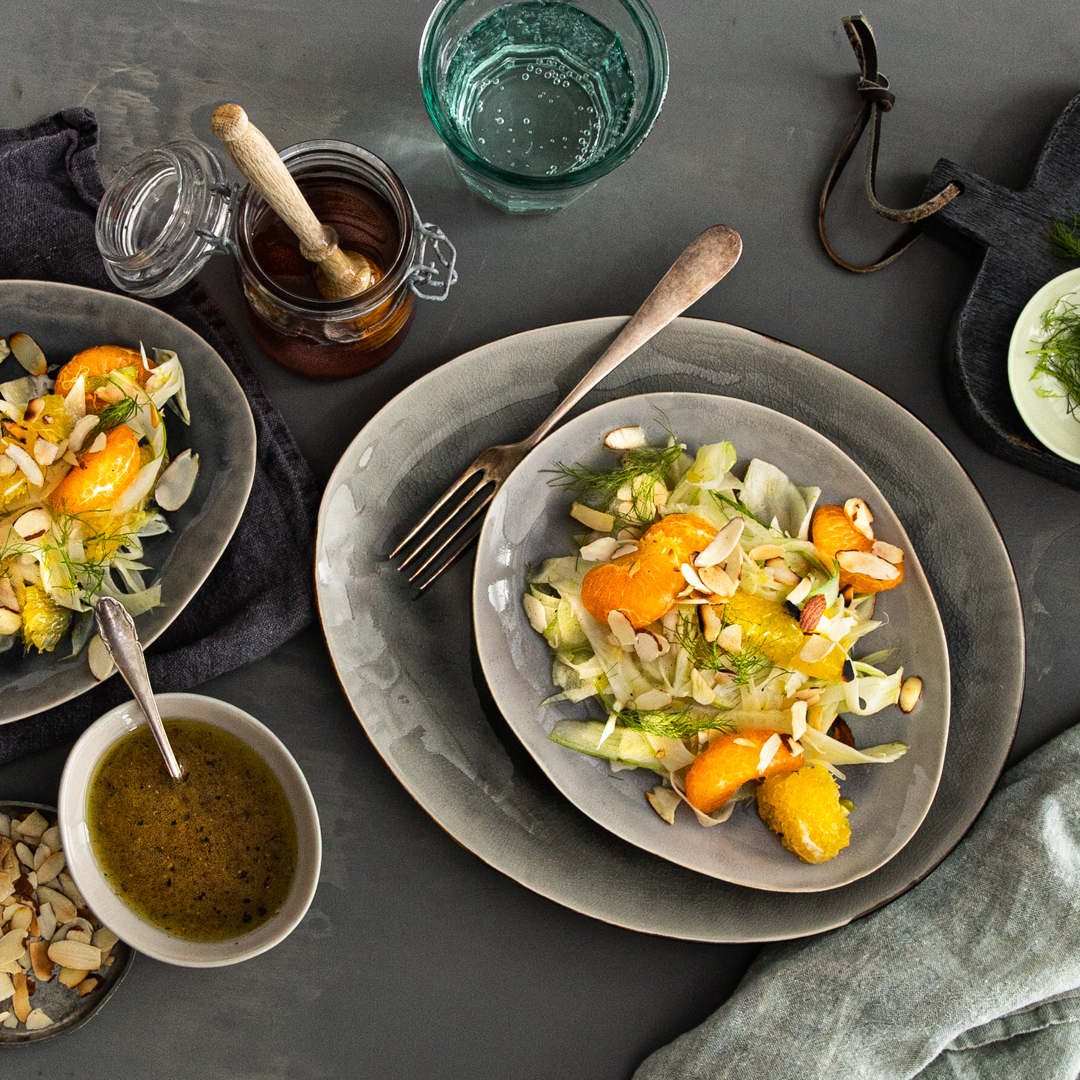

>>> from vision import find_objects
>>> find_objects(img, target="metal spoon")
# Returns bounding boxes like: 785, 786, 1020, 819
95, 596, 183, 780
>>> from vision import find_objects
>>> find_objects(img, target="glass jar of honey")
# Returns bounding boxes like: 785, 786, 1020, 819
96, 138, 457, 379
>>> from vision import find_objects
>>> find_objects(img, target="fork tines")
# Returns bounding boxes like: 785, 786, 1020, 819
390, 470, 497, 590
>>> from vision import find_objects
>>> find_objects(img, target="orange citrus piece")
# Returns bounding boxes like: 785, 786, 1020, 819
811, 503, 902, 595
49, 425, 142, 514
55, 345, 155, 410
581, 514, 716, 630
685, 728, 803, 814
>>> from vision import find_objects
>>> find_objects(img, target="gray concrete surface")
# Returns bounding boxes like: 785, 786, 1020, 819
0, 1, 1078, 1076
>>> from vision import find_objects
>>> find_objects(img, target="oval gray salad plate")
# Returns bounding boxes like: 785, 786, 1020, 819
0, 282, 256, 723
316, 316, 1023, 941
472, 393, 950, 893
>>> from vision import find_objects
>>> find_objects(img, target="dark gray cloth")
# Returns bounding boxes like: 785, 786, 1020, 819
634, 722, 1080, 1080
0, 107, 320, 764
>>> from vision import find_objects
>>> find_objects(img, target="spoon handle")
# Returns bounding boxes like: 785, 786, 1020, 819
95, 597, 183, 781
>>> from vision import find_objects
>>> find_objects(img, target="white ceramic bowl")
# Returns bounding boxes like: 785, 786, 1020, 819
58, 693, 321, 967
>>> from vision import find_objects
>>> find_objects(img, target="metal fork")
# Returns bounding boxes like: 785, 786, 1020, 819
390, 224, 744, 590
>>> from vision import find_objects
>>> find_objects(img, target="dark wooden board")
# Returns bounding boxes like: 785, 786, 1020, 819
921, 92, 1080, 489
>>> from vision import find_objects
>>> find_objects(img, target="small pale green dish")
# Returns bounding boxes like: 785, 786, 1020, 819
1007, 266, 1080, 465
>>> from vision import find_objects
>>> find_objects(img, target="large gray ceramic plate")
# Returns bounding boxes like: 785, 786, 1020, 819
0, 282, 256, 723
472, 393, 950, 892
316, 317, 1023, 941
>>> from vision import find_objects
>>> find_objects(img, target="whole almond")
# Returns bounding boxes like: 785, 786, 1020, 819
799, 594, 827, 631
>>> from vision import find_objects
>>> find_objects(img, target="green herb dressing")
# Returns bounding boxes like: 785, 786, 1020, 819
87, 719, 298, 941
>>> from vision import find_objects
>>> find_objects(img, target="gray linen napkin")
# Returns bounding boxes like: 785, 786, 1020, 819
635, 723, 1080, 1080
0, 108, 320, 763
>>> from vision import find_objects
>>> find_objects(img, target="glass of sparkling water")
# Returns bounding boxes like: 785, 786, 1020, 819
420, 0, 668, 213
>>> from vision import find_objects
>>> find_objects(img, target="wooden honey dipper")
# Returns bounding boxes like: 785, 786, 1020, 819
210, 104, 377, 300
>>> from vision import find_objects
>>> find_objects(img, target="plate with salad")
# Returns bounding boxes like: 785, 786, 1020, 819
473, 392, 949, 892
0, 281, 256, 723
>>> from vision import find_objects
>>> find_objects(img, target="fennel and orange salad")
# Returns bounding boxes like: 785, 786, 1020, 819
523, 424, 923, 865
0, 335, 198, 662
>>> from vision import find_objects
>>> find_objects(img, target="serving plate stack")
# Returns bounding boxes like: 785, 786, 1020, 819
318, 316, 1023, 940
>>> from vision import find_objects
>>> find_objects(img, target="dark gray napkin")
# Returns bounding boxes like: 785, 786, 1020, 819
0, 107, 320, 764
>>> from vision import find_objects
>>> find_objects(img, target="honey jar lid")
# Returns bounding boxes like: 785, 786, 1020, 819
96, 140, 237, 298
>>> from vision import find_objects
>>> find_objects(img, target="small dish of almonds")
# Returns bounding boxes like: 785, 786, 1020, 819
0, 802, 133, 1043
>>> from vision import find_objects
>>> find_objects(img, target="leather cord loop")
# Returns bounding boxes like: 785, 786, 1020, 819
818, 14, 961, 273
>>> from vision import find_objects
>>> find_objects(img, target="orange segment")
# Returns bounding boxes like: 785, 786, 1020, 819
55, 346, 155, 409
580, 514, 716, 630
49, 425, 141, 514
811, 504, 903, 595
685, 728, 803, 813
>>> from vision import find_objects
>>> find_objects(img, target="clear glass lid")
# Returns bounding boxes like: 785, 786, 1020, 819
96, 140, 235, 299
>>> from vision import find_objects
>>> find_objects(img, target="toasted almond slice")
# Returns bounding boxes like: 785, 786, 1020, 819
799, 594, 827, 631
87, 431, 107, 454
690, 668, 715, 705
91, 926, 118, 954
698, 564, 736, 598
748, 544, 785, 561
47, 940, 100, 970
67, 414, 99, 453
765, 557, 800, 586
606, 609, 637, 647
9, 908, 31, 932
646, 786, 681, 825
634, 689, 673, 711
0, 608, 21, 640
64, 929, 91, 945
694, 519, 744, 567
798, 635, 835, 664
36, 887, 75, 925
87, 635, 115, 681
0, 971, 12, 1002
32, 439, 60, 467
899, 675, 923, 714
716, 623, 742, 653
25, 1007, 53, 1030
579, 536, 620, 562
36, 904, 55, 943
680, 562, 708, 593
795, 688, 822, 705
57, 966, 87, 989
40, 825, 60, 851
27, 941, 53, 982
11, 971, 29, 1023
844, 498, 874, 539
724, 544, 742, 584
14, 843, 33, 870
17, 812, 46, 840
57, 872, 86, 910
791, 700, 808, 742
836, 550, 901, 582
31, 844, 49, 872
569, 502, 614, 533
872, 540, 904, 565
153, 449, 199, 511
35, 851, 64, 886
786, 576, 812, 607
4, 445, 43, 488
733, 737, 755, 747
634, 631, 668, 663
0, 455, 14, 478
610, 543, 639, 560
757, 732, 782, 773
9, 334, 47, 377
651, 481, 669, 510
76, 976, 100, 997
603, 425, 648, 450
699, 604, 723, 643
